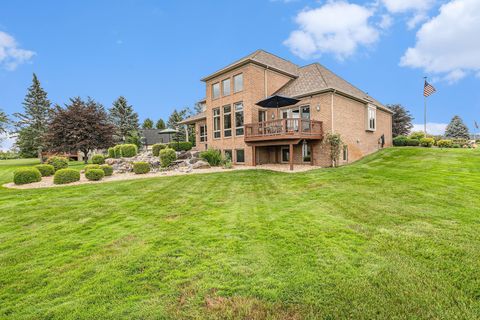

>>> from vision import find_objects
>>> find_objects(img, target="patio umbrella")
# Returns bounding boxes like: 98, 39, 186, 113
159, 128, 179, 147
255, 95, 300, 119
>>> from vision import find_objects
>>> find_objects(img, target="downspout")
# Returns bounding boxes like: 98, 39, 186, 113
331, 89, 336, 133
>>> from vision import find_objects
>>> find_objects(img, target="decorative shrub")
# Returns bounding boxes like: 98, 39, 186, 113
85, 168, 105, 181
393, 136, 408, 146
152, 143, 167, 156
168, 141, 193, 151
160, 148, 177, 168
84, 164, 100, 172
452, 144, 461, 148
46, 156, 69, 171
34, 164, 55, 177
13, 167, 42, 185
133, 162, 150, 174
99, 164, 113, 176
200, 149, 222, 166
419, 138, 434, 147
53, 169, 80, 185
107, 147, 115, 159
113, 145, 122, 158
409, 131, 426, 140
405, 138, 420, 146
120, 144, 137, 158
437, 139, 453, 148
91, 154, 105, 165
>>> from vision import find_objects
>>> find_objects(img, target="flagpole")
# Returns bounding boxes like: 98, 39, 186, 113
424, 77, 427, 135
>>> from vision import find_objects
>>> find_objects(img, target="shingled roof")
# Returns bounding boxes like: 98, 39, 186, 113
179, 111, 206, 125
201, 50, 299, 81
275, 63, 390, 112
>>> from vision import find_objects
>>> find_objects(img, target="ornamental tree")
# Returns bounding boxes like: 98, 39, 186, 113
109, 96, 139, 143
445, 115, 470, 139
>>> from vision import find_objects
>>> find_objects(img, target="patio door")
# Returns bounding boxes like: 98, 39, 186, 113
301, 106, 310, 131
281, 147, 290, 163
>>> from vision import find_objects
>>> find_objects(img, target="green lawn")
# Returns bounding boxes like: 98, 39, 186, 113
0, 148, 479, 319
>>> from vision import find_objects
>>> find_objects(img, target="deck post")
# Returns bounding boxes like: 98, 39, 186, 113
289, 143, 293, 171
252, 145, 256, 167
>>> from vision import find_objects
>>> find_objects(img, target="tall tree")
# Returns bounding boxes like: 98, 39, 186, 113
47, 97, 115, 163
445, 115, 470, 139
14, 73, 52, 160
156, 118, 166, 130
142, 118, 153, 129
167, 108, 190, 141
0, 109, 8, 135
109, 96, 139, 143
387, 104, 414, 137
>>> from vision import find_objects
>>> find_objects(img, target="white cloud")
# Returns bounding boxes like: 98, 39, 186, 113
284, 1, 379, 60
401, 0, 480, 83
0, 133, 15, 151
0, 31, 35, 71
378, 14, 393, 29
412, 123, 447, 135
381, 0, 436, 29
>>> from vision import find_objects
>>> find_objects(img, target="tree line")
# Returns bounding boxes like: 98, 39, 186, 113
0, 74, 197, 161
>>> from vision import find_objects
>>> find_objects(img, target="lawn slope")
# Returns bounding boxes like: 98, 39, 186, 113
0, 148, 479, 319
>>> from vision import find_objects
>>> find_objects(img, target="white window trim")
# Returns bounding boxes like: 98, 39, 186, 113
233, 73, 243, 93
199, 125, 207, 143
222, 78, 231, 96
213, 108, 221, 139
367, 105, 376, 131
234, 102, 244, 136
212, 83, 220, 100
223, 104, 232, 138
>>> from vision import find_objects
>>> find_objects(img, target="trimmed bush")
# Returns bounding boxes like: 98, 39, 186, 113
53, 169, 80, 185
200, 149, 222, 166
91, 154, 105, 165
84, 164, 100, 172
168, 141, 193, 151
13, 167, 42, 185
409, 131, 426, 140
405, 138, 420, 146
113, 145, 122, 158
159, 148, 177, 168
393, 136, 408, 146
420, 138, 434, 147
85, 168, 105, 181
452, 144, 461, 148
99, 164, 113, 176
152, 143, 167, 156
437, 139, 453, 148
46, 156, 68, 171
107, 147, 115, 159
120, 144, 137, 158
133, 162, 150, 174
34, 164, 55, 177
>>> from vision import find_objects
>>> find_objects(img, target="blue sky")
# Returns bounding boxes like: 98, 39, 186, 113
1, 0, 479, 149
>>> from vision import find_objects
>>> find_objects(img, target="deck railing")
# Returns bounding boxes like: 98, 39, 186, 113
244, 118, 323, 140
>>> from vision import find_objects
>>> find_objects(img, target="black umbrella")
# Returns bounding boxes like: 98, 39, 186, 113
255, 95, 300, 120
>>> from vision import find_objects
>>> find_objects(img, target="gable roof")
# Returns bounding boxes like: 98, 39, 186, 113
275, 63, 391, 113
201, 50, 299, 82
179, 111, 206, 125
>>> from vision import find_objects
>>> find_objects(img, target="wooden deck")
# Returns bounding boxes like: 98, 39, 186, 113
244, 118, 323, 142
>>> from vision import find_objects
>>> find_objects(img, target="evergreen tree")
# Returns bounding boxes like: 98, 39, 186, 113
14, 73, 52, 160
167, 108, 189, 141
156, 118, 166, 130
445, 115, 470, 139
142, 118, 153, 129
387, 104, 414, 137
0, 109, 8, 135
109, 96, 139, 143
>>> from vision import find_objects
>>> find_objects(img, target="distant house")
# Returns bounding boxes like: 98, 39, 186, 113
139, 129, 172, 147
180, 49, 393, 169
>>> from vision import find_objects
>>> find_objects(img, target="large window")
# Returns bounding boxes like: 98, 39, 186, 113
213, 108, 221, 139
302, 142, 311, 162
223, 105, 232, 137
234, 102, 244, 136
367, 105, 376, 131
233, 74, 243, 93
222, 78, 230, 96
212, 83, 220, 99
235, 149, 245, 163
199, 125, 207, 142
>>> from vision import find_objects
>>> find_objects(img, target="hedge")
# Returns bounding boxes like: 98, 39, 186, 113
85, 168, 105, 181
160, 148, 177, 168
409, 131, 426, 140
405, 138, 420, 146
200, 149, 222, 166
393, 136, 408, 146
34, 164, 55, 177
46, 156, 68, 171
91, 154, 105, 164
420, 138, 434, 147
168, 141, 193, 151
84, 164, 100, 172
133, 162, 150, 174
113, 145, 122, 158
13, 167, 42, 185
437, 139, 453, 148
120, 144, 138, 157
152, 143, 167, 156
107, 147, 115, 159
100, 164, 113, 176
53, 169, 80, 185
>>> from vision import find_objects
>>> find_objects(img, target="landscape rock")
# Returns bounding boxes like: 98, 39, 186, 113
192, 160, 210, 169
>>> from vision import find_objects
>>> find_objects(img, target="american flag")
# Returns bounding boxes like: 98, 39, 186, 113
424, 80, 436, 97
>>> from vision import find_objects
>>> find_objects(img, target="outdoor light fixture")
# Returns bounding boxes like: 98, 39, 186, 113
316, 105, 321, 111
271, 114, 275, 119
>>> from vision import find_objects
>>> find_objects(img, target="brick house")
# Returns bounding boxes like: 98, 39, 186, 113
181, 50, 393, 169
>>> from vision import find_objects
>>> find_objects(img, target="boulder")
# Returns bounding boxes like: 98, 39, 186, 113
192, 160, 210, 169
